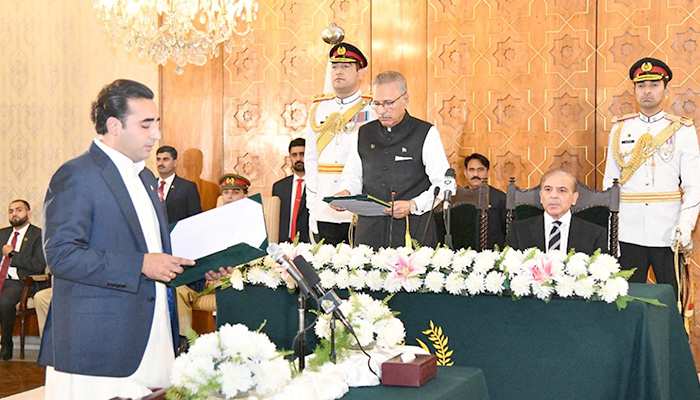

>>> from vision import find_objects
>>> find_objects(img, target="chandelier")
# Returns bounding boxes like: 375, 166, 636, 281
95, 0, 258, 72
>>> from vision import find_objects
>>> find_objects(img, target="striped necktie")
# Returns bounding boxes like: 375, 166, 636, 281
548, 220, 562, 251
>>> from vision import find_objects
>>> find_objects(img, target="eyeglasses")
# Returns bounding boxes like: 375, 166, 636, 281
370, 93, 406, 109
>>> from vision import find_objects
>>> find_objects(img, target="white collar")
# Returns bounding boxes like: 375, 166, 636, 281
336, 89, 362, 105
638, 110, 665, 124
94, 137, 145, 180
159, 173, 176, 186
12, 223, 29, 236
544, 209, 572, 226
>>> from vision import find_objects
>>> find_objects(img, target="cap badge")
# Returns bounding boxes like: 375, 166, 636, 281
337, 46, 346, 55
641, 61, 652, 72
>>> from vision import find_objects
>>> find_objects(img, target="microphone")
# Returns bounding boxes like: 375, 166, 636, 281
266, 244, 314, 299
291, 255, 356, 335
420, 186, 441, 245
443, 168, 456, 211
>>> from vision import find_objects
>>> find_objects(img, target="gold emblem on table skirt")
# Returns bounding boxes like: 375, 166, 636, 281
415, 320, 454, 366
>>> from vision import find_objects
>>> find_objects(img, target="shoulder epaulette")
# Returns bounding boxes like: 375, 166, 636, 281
361, 92, 372, 99
664, 113, 694, 126
611, 113, 638, 124
311, 93, 335, 103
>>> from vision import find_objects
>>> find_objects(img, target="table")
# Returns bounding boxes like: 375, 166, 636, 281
342, 366, 488, 400
216, 283, 700, 400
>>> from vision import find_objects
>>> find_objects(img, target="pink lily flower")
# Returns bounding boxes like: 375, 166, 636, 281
385, 251, 426, 291
528, 258, 554, 284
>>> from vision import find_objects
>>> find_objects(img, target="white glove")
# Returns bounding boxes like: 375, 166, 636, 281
309, 215, 318, 235
672, 223, 693, 249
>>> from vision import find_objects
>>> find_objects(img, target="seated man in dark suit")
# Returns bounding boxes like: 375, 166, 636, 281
156, 146, 202, 224
463, 153, 506, 249
272, 138, 310, 243
506, 169, 608, 254
0, 200, 46, 360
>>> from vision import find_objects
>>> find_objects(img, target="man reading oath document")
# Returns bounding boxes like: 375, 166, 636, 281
335, 71, 449, 250
40, 79, 196, 400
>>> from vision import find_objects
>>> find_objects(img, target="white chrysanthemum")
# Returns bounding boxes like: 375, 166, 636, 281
527, 247, 546, 259
335, 269, 350, 289
278, 242, 295, 254
588, 261, 612, 281
219, 361, 254, 398
404, 277, 423, 292
531, 282, 554, 300
546, 250, 568, 263
348, 250, 369, 269
352, 318, 375, 347
365, 270, 385, 290
318, 269, 336, 289
600, 276, 628, 303
262, 255, 278, 268
295, 242, 313, 254
314, 314, 332, 339
509, 274, 531, 297
349, 269, 367, 289
331, 252, 350, 270
464, 273, 485, 295
431, 247, 455, 269
501, 251, 526, 275
472, 250, 499, 274
374, 318, 406, 348
445, 272, 465, 295
250, 358, 291, 395
229, 269, 244, 290
424, 271, 445, 293
554, 274, 576, 298
261, 271, 281, 288
247, 266, 266, 285
383, 276, 404, 293
313, 244, 336, 268
574, 276, 596, 299
371, 248, 395, 270
565, 253, 589, 277
410, 246, 433, 269
187, 331, 220, 359
484, 271, 506, 294
596, 254, 620, 275
395, 246, 414, 258
170, 353, 195, 387
451, 251, 474, 273
337, 242, 353, 256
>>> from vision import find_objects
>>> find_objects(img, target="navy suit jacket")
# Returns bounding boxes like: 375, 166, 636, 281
272, 175, 309, 243
39, 142, 177, 377
505, 214, 608, 255
164, 175, 202, 224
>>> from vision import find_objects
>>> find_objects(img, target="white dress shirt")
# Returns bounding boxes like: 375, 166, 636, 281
2, 223, 29, 279
544, 210, 572, 252
158, 172, 176, 200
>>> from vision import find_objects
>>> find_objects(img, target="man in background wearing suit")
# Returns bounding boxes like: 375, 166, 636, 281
463, 153, 506, 249
0, 200, 46, 360
40, 79, 196, 399
156, 145, 202, 224
506, 169, 608, 255
273, 138, 310, 243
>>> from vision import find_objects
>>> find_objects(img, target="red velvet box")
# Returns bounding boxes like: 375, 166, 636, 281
381, 353, 438, 387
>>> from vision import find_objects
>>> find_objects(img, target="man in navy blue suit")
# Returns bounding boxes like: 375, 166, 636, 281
39, 79, 197, 399
272, 138, 310, 243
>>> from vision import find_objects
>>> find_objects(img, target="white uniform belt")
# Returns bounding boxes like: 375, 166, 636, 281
620, 191, 681, 203
318, 164, 344, 174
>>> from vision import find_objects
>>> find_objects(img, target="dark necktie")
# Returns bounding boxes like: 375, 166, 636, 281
0, 232, 19, 293
290, 178, 304, 238
158, 180, 166, 202
548, 220, 562, 251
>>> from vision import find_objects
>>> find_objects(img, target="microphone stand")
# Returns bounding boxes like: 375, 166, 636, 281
388, 191, 396, 248
297, 292, 307, 371
329, 316, 337, 363
420, 186, 441, 246
443, 194, 453, 249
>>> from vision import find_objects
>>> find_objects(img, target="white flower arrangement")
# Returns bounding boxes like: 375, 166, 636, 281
211, 244, 638, 306
167, 324, 291, 400
314, 292, 406, 349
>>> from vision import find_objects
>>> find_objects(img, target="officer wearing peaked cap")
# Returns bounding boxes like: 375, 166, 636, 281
219, 173, 250, 205
304, 42, 377, 245
603, 57, 700, 295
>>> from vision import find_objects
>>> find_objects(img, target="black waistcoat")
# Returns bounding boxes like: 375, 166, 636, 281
358, 112, 432, 202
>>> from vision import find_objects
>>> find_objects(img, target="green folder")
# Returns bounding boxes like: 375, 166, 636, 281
323, 194, 391, 216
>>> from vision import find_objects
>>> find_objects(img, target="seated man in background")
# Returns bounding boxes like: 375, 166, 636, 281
505, 169, 608, 255
463, 153, 506, 249
177, 173, 251, 347
0, 200, 46, 360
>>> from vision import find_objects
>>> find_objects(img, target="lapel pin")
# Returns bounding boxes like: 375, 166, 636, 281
370, 144, 376, 149
402, 147, 408, 153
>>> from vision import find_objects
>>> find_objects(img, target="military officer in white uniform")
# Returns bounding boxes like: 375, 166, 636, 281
603, 57, 700, 295
305, 43, 376, 245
